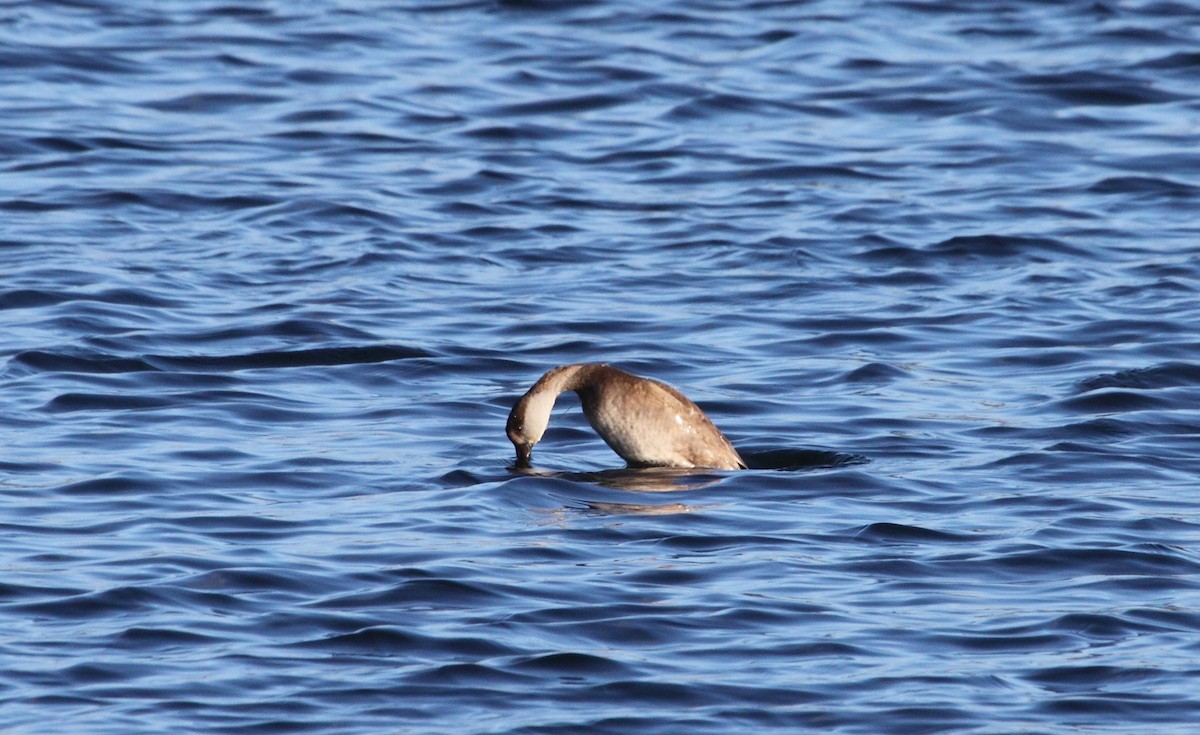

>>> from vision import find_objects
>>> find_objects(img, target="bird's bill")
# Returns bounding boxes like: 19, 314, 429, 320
514, 443, 533, 467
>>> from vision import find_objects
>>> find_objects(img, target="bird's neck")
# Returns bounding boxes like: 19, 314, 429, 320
532, 363, 602, 396
515, 364, 605, 444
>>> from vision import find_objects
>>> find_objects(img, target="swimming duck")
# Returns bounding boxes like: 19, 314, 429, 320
506, 363, 745, 470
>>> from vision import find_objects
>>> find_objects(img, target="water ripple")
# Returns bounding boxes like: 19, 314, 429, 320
2, 1, 1200, 733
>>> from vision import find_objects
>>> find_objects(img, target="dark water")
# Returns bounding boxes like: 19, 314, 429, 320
3, 1, 1200, 732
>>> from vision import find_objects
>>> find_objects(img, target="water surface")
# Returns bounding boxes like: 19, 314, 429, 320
3, 1, 1200, 733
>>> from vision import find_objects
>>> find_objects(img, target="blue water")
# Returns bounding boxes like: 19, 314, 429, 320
3, 1, 1200, 732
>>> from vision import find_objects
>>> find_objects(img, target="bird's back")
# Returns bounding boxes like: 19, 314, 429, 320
577, 366, 745, 470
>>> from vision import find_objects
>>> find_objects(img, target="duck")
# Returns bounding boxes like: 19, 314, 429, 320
506, 363, 746, 470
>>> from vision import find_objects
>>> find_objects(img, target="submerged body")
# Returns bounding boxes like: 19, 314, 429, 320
506, 363, 746, 470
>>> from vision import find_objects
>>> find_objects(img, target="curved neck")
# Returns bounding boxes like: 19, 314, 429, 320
531, 363, 601, 396
517, 364, 604, 444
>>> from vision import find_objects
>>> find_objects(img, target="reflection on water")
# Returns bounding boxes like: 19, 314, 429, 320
510, 447, 863, 490
511, 463, 724, 492
513, 448, 867, 517
544, 498, 702, 518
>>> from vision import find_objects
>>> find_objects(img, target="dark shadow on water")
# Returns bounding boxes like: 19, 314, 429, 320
506, 448, 867, 516
739, 448, 868, 471
507, 447, 866, 485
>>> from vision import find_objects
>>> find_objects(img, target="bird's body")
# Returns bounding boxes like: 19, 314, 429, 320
506, 364, 745, 470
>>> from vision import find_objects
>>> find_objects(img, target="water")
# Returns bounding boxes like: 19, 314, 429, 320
3, 1, 1200, 732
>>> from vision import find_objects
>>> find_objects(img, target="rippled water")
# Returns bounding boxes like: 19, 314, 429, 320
4, 1, 1200, 732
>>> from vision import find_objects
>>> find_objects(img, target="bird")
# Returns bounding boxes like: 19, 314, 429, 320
506, 363, 746, 470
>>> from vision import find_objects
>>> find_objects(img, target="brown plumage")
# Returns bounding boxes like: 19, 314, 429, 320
506, 364, 745, 470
